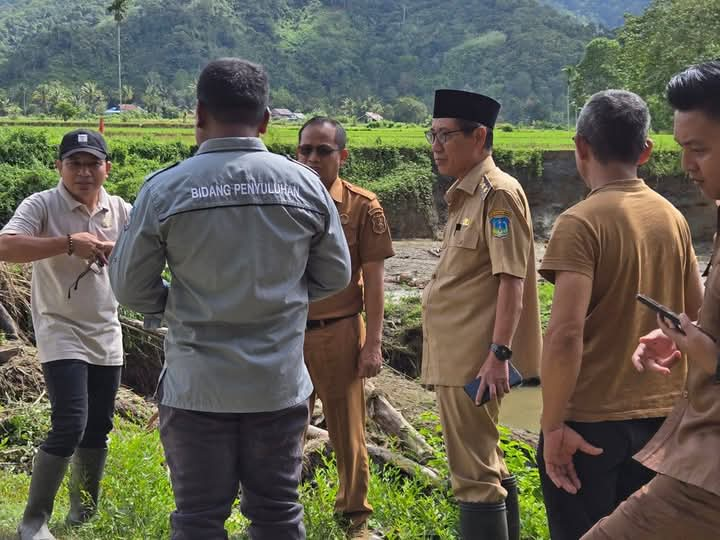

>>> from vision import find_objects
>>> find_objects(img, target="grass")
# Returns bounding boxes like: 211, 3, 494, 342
0, 283, 557, 538
0, 410, 548, 540
0, 123, 681, 151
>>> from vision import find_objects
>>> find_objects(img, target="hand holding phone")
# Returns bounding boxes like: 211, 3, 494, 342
636, 294, 684, 333
636, 294, 716, 342
464, 361, 524, 406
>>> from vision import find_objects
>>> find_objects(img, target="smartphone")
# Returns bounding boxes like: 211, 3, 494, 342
464, 361, 524, 406
636, 294, 717, 342
636, 294, 684, 333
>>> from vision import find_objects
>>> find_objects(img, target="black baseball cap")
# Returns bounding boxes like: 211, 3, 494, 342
58, 129, 109, 160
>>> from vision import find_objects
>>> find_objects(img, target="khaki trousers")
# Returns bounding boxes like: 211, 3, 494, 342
581, 474, 720, 540
304, 314, 372, 522
436, 386, 509, 503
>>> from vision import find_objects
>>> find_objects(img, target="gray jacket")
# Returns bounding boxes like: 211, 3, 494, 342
110, 137, 351, 413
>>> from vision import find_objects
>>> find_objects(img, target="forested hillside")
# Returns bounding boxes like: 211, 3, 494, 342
546, 0, 650, 27
569, 0, 720, 129
0, 0, 600, 123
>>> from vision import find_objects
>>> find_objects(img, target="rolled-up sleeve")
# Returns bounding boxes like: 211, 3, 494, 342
306, 190, 351, 301
109, 184, 168, 313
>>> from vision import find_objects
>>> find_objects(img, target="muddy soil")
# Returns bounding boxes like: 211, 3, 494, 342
385, 239, 714, 294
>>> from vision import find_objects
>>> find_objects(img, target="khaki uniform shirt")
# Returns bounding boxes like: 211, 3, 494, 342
540, 179, 698, 422
421, 157, 542, 386
635, 209, 720, 496
0, 181, 131, 365
308, 178, 395, 320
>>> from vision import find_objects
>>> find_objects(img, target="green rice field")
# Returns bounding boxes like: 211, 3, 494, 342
0, 120, 680, 151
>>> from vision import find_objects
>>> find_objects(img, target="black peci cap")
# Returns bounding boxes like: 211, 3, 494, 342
433, 89, 501, 128
58, 129, 109, 160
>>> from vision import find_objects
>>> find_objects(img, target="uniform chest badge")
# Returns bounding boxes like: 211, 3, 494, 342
101, 214, 112, 228
489, 210, 511, 239
340, 213, 350, 225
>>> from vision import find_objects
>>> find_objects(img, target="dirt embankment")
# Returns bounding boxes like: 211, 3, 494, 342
391, 151, 716, 247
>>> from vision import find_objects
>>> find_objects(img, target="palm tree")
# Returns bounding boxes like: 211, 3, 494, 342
107, 0, 132, 109
32, 83, 52, 114
80, 82, 106, 114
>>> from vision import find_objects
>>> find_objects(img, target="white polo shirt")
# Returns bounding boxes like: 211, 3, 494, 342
0, 180, 131, 365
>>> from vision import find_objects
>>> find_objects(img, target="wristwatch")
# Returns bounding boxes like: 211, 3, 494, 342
490, 343, 512, 362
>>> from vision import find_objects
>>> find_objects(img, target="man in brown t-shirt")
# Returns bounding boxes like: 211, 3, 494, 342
422, 90, 542, 540
582, 61, 720, 540
296, 117, 394, 540
538, 90, 704, 540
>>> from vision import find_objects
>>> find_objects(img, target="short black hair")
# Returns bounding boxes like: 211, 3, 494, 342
667, 60, 720, 119
576, 90, 650, 165
457, 119, 493, 150
196, 58, 269, 125
298, 117, 347, 149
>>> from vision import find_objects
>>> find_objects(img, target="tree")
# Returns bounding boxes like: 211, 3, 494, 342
122, 85, 134, 103
55, 100, 80, 121
107, 0, 132, 108
392, 96, 428, 124
80, 82, 106, 114
31, 83, 52, 115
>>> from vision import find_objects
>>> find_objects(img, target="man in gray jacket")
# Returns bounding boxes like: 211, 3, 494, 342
109, 58, 351, 540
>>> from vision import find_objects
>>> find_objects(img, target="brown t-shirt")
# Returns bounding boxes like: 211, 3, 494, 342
540, 179, 699, 422
308, 178, 395, 320
635, 209, 720, 496
421, 157, 542, 386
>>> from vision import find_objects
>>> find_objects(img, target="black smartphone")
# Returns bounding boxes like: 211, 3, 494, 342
636, 294, 684, 333
464, 361, 524, 406
636, 293, 717, 342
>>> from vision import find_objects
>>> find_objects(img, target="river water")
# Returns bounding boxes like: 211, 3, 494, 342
385, 240, 715, 434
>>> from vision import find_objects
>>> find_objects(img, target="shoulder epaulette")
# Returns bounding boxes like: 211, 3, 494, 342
479, 175, 494, 201
343, 180, 378, 201
143, 161, 180, 184
285, 155, 320, 178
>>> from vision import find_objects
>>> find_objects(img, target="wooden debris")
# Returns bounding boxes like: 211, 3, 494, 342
304, 425, 444, 488
365, 381, 434, 463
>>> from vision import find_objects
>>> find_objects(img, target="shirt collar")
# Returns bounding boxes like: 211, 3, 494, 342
445, 156, 497, 204
328, 177, 344, 203
57, 180, 111, 213
587, 178, 644, 197
196, 137, 268, 155
456, 156, 497, 195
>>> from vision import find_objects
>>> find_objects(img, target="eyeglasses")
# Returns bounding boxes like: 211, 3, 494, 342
298, 144, 341, 157
425, 129, 465, 145
63, 159, 105, 171
67, 259, 104, 299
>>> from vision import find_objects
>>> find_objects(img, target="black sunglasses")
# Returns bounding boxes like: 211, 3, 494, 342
67, 259, 104, 299
298, 144, 341, 157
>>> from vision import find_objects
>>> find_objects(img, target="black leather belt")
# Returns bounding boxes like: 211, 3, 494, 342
306, 313, 358, 330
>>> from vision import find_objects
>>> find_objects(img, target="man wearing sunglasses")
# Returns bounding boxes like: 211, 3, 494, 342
296, 117, 394, 539
421, 90, 542, 540
0, 129, 131, 540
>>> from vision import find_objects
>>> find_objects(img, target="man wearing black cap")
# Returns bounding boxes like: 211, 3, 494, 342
421, 90, 542, 539
0, 129, 131, 539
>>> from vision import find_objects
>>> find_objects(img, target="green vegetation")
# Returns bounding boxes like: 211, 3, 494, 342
569, 0, 720, 129
0, 405, 549, 539
0, 0, 606, 123
547, 0, 649, 27
538, 281, 555, 331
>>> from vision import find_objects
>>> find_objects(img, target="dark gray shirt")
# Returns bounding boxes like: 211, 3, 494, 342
109, 137, 351, 413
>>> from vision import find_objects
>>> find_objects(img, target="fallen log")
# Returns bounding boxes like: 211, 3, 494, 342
304, 425, 444, 488
365, 381, 435, 463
